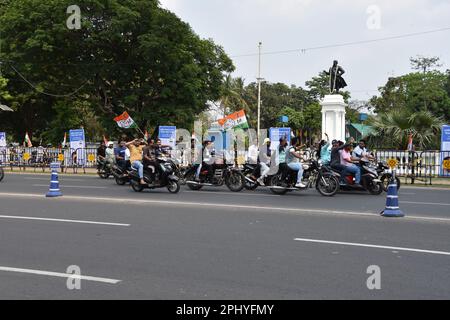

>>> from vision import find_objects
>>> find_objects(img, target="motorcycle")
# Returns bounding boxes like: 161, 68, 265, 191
331, 159, 383, 195
270, 160, 340, 196
129, 157, 180, 193
111, 163, 132, 185
377, 161, 401, 192
97, 157, 113, 179
185, 163, 245, 192
241, 163, 278, 190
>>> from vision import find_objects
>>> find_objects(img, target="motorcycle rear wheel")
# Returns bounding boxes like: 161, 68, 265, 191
270, 175, 288, 195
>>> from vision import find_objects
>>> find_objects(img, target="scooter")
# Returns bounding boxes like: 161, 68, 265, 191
129, 158, 180, 193
331, 159, 383, 195
112, 163, 132, 185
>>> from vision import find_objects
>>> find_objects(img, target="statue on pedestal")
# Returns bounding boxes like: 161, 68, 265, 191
325, 60, 347, 94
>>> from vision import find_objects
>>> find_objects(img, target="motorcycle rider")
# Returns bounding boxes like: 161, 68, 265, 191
105, 141, 116, 165
286, 137, 307, 188
127, 138, 147, 185
319, 133, 332, 165
330, 140, 346, 184
256, 138, 272, 186
353, 139, 375, 161
115, 140, 129, 172
97, 141, 106, 169
195, 140, 215, 182
341, 143, 363, 188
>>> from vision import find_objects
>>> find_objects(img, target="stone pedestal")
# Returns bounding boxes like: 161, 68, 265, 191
320, 94, 347, 142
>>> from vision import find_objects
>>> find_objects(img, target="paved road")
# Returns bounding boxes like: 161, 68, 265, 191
0, 173, 449, 299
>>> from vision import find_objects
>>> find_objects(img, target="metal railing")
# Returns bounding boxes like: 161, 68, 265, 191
1, 146, 450, 182
0, 147, 99, 173
375, 150, 450, 185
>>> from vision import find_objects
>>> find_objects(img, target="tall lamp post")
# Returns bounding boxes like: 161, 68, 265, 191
257, 42, 262, 143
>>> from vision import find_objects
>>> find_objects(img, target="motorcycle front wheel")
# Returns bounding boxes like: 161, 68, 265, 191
381, 174, 401, 192
225, 171, 245, 192
316, 174, 339, 197
167, 180, 181, 194
130, 179, 144, 192
368, 181, 384, 195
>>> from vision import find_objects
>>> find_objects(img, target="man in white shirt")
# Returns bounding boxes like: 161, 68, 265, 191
352, 139, 374, 161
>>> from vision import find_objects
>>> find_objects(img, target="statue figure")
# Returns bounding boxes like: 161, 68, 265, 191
326, 60, 347, 94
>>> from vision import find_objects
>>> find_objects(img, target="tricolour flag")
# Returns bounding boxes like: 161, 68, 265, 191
218, 110, 249, 131
114, 111, 137, 129
144, 130, 149, 141
62, 132, 67, 147
24, 132, 32, 147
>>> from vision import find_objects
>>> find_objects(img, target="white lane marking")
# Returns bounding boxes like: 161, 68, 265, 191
32, 184, 107, 189
0, 215, 129, 227
0, 266, 121, 284
402, 201, 450, 207
185, 190, 281, 197
25, 177, 86, 182
1, 192, 450, 223
294, 238, 450, 256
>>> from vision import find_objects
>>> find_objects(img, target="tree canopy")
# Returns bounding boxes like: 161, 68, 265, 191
0, 0, 234, 144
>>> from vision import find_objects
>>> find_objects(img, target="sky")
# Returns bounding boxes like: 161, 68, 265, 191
159, 0, 450, 101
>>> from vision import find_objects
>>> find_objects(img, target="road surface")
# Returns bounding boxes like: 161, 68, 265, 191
0, 173, 449, 299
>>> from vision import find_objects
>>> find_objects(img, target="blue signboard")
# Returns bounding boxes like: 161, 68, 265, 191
69, 129, 86, 165
440, 125, 450, 177
270, 127, 291, 150
158, 126, 177, 148
0, 132, 6, 147
441, 125, 450, 151
279, 116, 289, 123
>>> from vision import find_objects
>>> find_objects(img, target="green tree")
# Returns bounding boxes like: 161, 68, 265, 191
410, 55, 442, 73
276, 106, 304, 129
368, 109, 443, 149
0, 0, 234, 142
371, 71, 450, 121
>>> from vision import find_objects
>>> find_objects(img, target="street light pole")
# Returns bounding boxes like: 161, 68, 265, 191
257, 42, 262, 143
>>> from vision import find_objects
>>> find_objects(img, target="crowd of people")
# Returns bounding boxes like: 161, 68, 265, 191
95, 133, 376, 188
97, 138, 171, 185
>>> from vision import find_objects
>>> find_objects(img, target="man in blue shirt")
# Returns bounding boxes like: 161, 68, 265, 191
115, 140, 128, 171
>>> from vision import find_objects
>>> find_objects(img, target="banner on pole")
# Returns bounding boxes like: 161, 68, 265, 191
0, 132, 6, 147
269, 127, 291, 150
158, 126, 177, 149
69, 128, 86, 165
